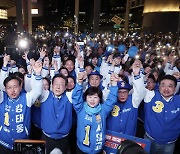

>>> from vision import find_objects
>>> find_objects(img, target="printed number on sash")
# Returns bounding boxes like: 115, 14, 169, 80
111, 105, 120, 117
83, 125, 90, 146
4, 112, 10, 126
152, 101, 164, 113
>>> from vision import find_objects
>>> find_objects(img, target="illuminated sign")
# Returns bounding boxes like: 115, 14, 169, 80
111, 15, 124, 25
31, 9, 38, 15
143, 0, 179, 13
0, 9, 8, 19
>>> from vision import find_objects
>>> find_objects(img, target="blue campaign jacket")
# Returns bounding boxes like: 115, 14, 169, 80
0, 92, 31, 149
144, 91, 180, 144
106, 95, 138, 136
41, 91, 72, 139
72, 84, 118, 153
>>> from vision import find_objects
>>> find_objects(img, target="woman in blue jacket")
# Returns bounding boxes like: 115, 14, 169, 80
72, 72, 119, 154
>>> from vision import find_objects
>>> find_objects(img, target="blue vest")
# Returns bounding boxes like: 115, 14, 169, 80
107, 95, 138, 136
0, 92, 30, 149
41, 91, 72, 139
144, 91, 180, 144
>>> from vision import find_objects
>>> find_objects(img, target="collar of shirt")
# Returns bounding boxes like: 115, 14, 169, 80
161, 95, 173, 102
52, 93, 62, 100
8, 96, 20, 103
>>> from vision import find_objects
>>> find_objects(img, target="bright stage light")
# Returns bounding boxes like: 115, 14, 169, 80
18, 39, 28, 49
135, 55, 140, 59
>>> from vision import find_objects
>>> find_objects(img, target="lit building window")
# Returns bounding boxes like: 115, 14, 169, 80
31, 9, 38, 14
0, 9, 8, 19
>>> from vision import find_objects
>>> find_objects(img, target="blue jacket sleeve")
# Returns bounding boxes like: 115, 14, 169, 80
103, 86, 118, 115
72, 83, 84, 113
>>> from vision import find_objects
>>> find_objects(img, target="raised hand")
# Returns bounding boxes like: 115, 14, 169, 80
3, 54, 10, 67
39, 48, 47, 58
86, 47, 92, 56
75, 44, 82, 58
132, 61, 141, 76
10, 60, 16, 67
22, 51, 28, 60
30, 58, 35, 67
75, 44, 80, 53
32, 60, 42, 75
77, 71, 87, 84
106, 54, 113, 64
77, 54, 84, 68
110, 73, 119, 86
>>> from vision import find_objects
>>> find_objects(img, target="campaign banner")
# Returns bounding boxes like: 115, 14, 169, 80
103, 130, 151, 154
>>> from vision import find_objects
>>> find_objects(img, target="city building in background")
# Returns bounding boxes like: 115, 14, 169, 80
0, 0, 44, 32
0, 0, 179, 34
142, 0, 180, 34
128, 0, 145, 33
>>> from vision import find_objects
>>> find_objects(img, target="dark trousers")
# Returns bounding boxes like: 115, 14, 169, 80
69, 124, 77, 154
0, 144, 12, 154
136, 119, 145, 138
29, 123, 42, 140
41, 133, 69, 154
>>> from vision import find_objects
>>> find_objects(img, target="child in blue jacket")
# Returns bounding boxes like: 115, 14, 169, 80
72, 71, 119, 154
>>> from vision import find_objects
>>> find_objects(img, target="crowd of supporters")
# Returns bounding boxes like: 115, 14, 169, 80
0, 31, 179, 154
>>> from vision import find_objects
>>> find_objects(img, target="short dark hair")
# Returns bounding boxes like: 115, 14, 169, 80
113, 52, 121, 59
59, 66, 69, 75
84, 62, 95, 70
84, 86, 103, 103
13, 72, 24, 81
118, 75, 129, 84
130, 58, 143, 66
68, 75, 76, 84
42, 55, 51, 65
43, 77, 51, 90
64, 56, 75, 65
89, 52, 99, 59
17, 65, 27, 72
52, 73, 68, 86
159, 75, 177, 87
148, 73, 156, 82
4, 74, 22, 87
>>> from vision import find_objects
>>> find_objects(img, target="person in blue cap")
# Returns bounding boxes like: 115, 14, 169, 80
87, 70, 103, 88
86, 70, 111, 101
106, 61, 145, 136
